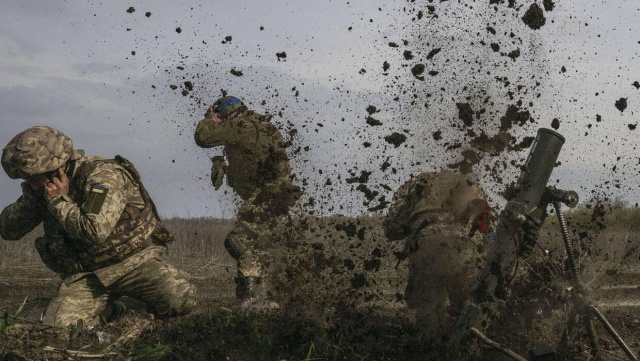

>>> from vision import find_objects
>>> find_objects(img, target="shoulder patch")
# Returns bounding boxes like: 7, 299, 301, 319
83, 185, 109, 214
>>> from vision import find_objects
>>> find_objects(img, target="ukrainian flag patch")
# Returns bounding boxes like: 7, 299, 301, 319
83, 185, 109, 214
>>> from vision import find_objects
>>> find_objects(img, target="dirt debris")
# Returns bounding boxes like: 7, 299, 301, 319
456, 102, 475, 127
615, 97, 628, 112
543, 0, 556, 11
384, 132, 407, 148
447, 149, 481, 174
499, 104, 533, 132
522, 3, 546, 30
411, 64, 425, 80
470, 132, 515, 156
426, 48, 441, 60
403, 50, 413, 60
366, 116, 383, 126
507, 48, 521, 60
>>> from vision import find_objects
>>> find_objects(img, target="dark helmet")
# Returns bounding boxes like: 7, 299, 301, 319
1, 126, 76, 179
212, 96, 246, 119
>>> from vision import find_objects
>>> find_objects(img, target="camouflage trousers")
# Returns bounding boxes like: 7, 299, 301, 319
226, 184, 299, 279
42, 258, 196, 328
226, 217, 281, 279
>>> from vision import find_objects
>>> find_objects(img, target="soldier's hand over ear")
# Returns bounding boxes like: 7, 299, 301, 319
45, 168, 70, 202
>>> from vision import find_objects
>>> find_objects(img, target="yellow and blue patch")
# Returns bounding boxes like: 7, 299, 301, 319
91, 185, 106, 194
83, 185, 109, 214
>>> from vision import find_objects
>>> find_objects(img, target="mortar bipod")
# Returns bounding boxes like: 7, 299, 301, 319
550, 188, 637, 361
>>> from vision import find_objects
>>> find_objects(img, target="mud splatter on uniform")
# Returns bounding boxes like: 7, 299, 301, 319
0, 151, 196, 327
383, 171, 492, 335
195, 110, 301, 280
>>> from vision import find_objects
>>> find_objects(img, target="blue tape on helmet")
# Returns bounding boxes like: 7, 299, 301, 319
218, 97, 242, 110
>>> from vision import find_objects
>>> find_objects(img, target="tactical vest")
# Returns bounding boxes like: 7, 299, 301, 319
39, 155, 172, 274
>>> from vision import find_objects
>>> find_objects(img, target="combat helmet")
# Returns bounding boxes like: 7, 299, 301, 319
1, 126, 76, 179
212, 96, 246, 119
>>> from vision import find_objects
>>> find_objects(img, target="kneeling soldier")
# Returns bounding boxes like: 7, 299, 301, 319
0, 126, 196, 327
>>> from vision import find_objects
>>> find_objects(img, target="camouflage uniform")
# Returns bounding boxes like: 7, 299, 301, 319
383, 171, 492, 336
0, 126, 196, 327
195, 99, 301, 300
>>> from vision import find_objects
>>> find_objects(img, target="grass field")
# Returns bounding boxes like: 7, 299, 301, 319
1, 206, 640, 360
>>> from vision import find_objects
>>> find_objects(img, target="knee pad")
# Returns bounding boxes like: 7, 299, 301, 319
224, 232, 248, 260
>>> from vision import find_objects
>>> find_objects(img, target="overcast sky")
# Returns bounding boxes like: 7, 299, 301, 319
1, 0, 639, 219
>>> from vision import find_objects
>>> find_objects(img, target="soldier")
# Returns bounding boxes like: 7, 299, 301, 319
383, 171, 493, 337
194, 96, 301, 308
0, 126, 196, 328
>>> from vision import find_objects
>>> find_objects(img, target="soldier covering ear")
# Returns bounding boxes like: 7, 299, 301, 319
1, 126, 196, 328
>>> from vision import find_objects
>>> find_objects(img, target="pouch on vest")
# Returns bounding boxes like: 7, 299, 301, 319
34, 236, 83, 277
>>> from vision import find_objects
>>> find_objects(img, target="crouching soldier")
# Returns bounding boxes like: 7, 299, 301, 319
0, 126, 196, 328
383, 171, 493, 337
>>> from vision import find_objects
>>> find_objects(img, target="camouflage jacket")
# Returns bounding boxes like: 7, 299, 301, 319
194, 110, 295, 200
384, 171, 491, 242
0, 151, 164, 284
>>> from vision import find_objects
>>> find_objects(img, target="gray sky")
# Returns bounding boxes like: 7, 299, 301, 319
1, 0, 639, 218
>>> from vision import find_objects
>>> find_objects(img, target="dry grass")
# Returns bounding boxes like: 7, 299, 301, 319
0, 225, 43, 268
0, 218, 234, 272
160, 217, 234, 276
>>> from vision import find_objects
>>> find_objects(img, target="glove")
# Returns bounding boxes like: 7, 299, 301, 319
210, 156, 227, 190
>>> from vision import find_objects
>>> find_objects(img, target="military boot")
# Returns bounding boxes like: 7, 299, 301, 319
234, 276, 279, 312
102, 300, 127, 323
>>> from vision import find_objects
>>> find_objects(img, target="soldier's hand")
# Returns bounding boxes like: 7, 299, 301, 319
210, 156, 227, 190
45, 168, 69, 202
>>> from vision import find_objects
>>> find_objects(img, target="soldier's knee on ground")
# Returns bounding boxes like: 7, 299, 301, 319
147, 278, 197, 318
42, 276, 109, 328
163, 279, 197, 317
155, 270, 196, 317
123, 259, 197, 318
